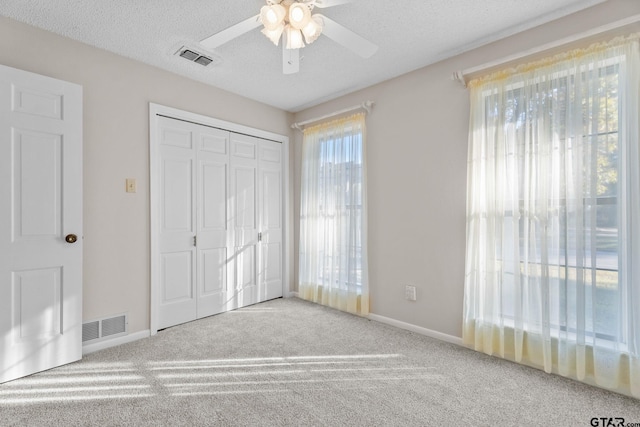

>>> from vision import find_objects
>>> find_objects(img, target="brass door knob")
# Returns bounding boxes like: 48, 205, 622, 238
65, 234, 78, 244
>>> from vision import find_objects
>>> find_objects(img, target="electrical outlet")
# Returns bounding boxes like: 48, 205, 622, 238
405, 285, 417, 301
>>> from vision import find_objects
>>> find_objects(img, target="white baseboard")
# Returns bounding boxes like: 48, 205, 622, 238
287, 291, 299, 298
82, 330, 151, 355
82, 310, 462, 356
368, 313, 464, 346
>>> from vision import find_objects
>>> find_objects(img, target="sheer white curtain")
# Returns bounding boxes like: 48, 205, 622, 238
464, 35, 640, 397
299, 113, 369, 315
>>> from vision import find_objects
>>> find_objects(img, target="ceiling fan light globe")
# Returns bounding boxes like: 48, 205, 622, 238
292, 8, 303, 22
261, 23, 285, 46
260, 5, 286, 30
285, 26, 305, 49
288, 3, 311, 30
302, 15, 323, 44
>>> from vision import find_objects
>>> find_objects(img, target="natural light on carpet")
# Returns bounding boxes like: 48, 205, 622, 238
0, 354, 442, 404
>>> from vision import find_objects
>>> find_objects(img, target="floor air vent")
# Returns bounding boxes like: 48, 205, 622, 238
177, 47, 220, 67
82, 321, 99, 342
82, 314, 128, 343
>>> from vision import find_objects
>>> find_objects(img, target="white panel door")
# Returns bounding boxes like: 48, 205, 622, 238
152, 111, 285, 331
0, 64, 83, 383
229, 133, 258, 309
157, 118, 197, 330
196, 127, 231, 318
258, 140, 283, 302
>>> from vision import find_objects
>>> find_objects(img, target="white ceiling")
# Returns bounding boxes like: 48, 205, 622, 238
1, 0, 605, 112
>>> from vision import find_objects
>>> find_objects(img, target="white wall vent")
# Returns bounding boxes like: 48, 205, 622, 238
82, 320, 99, 342
176, 46, 221, 67
82, 314, 128, 343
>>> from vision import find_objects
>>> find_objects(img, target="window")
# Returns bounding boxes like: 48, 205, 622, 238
495, 63, 622, 342
464, 35, 640, 397
298, 113, 369, 315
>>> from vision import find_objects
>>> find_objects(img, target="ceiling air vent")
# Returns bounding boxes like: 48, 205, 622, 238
194, 56, 213, 66
180, 49, 200, 61
176, 47, 219, 67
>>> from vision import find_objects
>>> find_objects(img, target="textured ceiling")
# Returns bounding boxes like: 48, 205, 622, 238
0, 0, 605, 112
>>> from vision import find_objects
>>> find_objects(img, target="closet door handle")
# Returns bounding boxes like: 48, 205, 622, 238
65, 234, 78, 244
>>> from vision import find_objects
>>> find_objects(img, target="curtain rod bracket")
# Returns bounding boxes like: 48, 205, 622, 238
451, 71, 467, 88
362, 100, 374, 114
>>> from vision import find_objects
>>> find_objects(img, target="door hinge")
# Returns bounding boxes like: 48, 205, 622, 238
258, 232, 262, 242
193, 235, 197, 247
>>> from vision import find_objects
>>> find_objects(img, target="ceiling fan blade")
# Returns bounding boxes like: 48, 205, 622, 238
317, 15, 378, 58
283, 41, 300, 74
200, 14, 262, 49
313, 0, 354, 8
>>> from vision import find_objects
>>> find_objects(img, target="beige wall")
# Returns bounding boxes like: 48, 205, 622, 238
293, 0, 640, 337
0, 16, 294, 334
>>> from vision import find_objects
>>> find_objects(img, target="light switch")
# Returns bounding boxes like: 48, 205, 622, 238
126, 178, 137, 193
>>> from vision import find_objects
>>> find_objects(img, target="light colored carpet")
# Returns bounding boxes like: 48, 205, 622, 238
1, 297, 639, 426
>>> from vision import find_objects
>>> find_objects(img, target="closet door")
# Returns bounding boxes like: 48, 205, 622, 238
258, 140, 283, 302
153, 114, 284, 330
157, 118, 197, 330
196, 128, 230, 318
229, 133, 259, 309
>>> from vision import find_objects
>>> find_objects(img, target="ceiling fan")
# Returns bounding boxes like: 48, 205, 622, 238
199, 0, 378, 74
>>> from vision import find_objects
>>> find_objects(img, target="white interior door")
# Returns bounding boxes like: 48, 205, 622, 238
230, 133, 259, 309
157, 118, 197, 330
152, 111, 285, 331
0, 64, 83, 383
258, 140, 283, 302
196, 126, 231, 318
157, 118, 234, 327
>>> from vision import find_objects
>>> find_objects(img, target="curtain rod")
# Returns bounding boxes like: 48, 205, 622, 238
452, 13, 640, 88
291, 100, 374, 132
